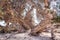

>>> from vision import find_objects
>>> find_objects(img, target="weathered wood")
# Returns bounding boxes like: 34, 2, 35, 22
0, 0, 56, 34
30, 9, 54, 35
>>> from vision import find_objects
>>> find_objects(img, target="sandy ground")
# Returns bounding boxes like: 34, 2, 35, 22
0, 33, 51, 40
0, 32, 60, 40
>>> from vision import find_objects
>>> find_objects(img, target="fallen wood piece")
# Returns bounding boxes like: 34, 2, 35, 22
30, 9, 54, 35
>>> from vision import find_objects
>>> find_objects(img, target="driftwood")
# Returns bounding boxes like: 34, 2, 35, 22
0, 0, 56, 36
